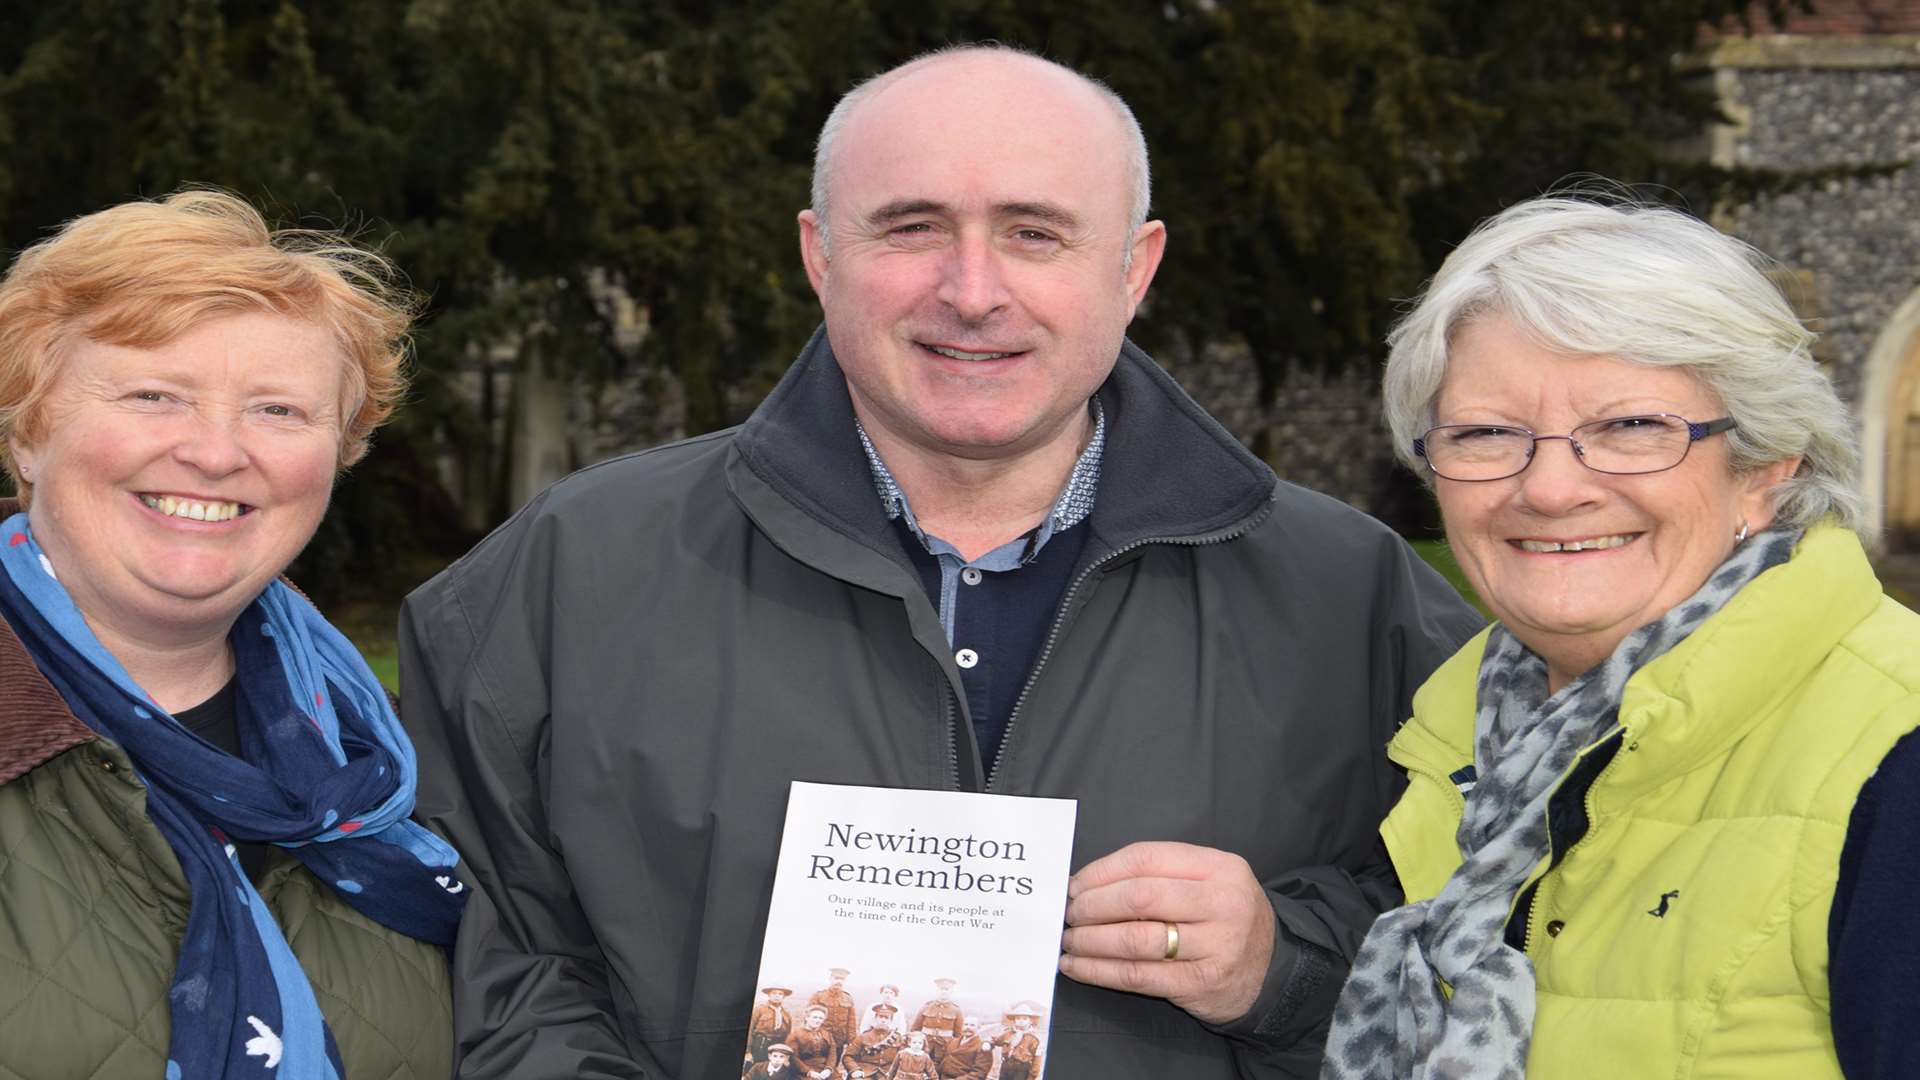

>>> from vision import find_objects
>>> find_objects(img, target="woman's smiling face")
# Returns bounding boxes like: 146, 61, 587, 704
1432, 315, 1797, 688
11, 310, 345, 644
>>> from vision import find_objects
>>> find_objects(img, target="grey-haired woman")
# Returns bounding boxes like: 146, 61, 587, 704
1323, 193, 1920, 1079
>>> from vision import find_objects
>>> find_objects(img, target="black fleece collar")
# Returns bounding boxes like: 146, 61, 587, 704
730, 326, 1277, 569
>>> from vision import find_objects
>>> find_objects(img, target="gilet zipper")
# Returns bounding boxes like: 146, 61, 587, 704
1516, 726, 1627, 953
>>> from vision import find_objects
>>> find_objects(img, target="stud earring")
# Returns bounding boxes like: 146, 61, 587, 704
1735, 521, 1750, 543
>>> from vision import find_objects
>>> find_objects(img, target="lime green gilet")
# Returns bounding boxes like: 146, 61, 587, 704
1381, 525, 1920, 1079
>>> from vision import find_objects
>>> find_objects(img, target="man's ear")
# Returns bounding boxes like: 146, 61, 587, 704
1122, 220, 1167, 319
798, 209, 830, 302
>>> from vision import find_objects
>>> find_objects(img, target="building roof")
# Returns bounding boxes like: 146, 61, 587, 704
1725, 0, 1920, 36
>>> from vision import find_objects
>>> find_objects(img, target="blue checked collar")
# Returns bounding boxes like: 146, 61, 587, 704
856, 399, 1104, 551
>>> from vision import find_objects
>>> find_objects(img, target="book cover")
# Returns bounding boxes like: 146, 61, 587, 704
741, 781, 1077, 1080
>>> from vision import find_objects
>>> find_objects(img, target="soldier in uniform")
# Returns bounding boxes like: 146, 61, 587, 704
788, 1006, 839, 1080
935, 1016, 996, 1080
746, 985, 795, 1066
909, 978, 965, 1061
842, 1004, 903, 1079
808, 967, 859, 1054
747, 1043, 798, 1079
991, 1003, 1043, 1080
885, 1030, 939, 1080
858, 984, 902, 1033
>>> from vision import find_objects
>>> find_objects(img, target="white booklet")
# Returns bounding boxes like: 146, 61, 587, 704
741, 781, 1078, 1080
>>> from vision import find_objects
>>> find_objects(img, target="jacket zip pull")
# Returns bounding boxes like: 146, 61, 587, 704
1411, 765, 1468, 816
1385, 734, 1470, 816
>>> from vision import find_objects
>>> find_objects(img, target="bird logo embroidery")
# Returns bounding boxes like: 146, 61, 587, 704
244, 1016, 283, 1067
1647, 890, 1681, 918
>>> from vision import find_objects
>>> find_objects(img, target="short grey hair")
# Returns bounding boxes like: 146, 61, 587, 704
809, 44, 1152, 262
1383, 193, 1864, 537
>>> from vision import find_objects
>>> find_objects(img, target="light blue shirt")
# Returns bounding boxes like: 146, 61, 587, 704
855, 401, 1105, 644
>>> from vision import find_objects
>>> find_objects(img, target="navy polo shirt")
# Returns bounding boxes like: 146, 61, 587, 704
857, 404, 1103, 779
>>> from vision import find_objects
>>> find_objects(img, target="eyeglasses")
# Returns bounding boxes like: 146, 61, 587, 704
1413, 414, 1737, 482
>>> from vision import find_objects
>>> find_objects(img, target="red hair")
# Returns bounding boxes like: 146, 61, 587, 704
0, 189, 416, 501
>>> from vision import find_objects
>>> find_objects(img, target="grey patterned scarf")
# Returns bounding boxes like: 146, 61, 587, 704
1321, 527, 1798, 1080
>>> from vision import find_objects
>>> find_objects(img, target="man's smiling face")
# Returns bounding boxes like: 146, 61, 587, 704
800, 52, 1163, 466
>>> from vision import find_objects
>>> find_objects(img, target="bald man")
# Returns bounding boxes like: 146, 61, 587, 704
406, 43, 1480, 1078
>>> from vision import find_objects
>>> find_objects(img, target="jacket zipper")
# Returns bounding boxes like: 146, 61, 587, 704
943, 686, 963, 790
1518, 725, 1627, 954
981, 501, 1277, 793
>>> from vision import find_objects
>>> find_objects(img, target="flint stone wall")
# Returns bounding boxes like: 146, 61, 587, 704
1711, 40, 1920, 406
1154, 339, 1430, 528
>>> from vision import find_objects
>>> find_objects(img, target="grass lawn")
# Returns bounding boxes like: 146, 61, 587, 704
330, 600, 400, 694
318, 552, 453, 695
1410, 538, 1488, 616
363, 646, 399, 694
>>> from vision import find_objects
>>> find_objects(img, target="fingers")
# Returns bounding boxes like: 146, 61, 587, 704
1057, 841, 1275, 1025
1060, 918, 1183, 962
1057, 951, 1211, 1001
1065, 872, 1225, 929
1067, 840, 1230, 897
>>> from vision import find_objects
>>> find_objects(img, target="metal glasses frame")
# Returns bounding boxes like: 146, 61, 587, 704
1412, 415, 1737, 482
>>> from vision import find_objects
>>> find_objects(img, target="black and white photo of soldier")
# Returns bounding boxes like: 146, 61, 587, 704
909, 977, 965, 1061
859, 983, 903, 1032
843, 1003, 903, 1078
808, 967, 859, 1052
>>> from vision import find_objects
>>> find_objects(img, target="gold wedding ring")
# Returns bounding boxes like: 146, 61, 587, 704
1163, 921, 1181, 961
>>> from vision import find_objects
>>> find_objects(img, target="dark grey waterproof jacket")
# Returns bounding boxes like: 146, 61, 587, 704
401, 331, 1482, 1079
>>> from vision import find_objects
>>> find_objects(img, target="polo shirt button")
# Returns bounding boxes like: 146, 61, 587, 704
1546, 919, 1566, 938
961, 567, 983, 586
956, 648, 979, 669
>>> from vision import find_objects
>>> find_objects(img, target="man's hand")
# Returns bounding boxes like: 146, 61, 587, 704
1058, 841, 1275, 1025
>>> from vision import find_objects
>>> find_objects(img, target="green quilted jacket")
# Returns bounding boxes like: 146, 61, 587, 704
0, 615, 454, 1080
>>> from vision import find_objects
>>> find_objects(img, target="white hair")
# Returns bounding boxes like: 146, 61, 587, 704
809, 43, 1152, 264
1382, 192, 1865, 537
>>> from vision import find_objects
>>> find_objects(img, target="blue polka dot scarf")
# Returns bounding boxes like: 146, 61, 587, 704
0, 514, 465, 1080
1321, 527, 1797, 1080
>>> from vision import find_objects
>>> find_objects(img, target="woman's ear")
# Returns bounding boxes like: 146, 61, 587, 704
9, 437, 35, 485
1741, 455, 1804, 531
